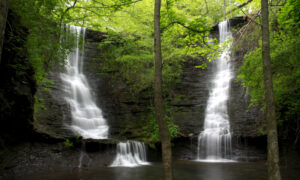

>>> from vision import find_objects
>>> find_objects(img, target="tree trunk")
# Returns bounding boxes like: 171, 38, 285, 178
0, 0, 9, 65
223, 0, 226, 20
204, 0, 209, 16
261, 0, 281, 180
154, 0, 173, 180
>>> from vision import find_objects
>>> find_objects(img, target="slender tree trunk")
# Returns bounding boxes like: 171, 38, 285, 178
204, 0, 209, 16
154, 0, 173, 180
223, 0, 226, 20
261, 0, 281, 180
0, 0, 9, 65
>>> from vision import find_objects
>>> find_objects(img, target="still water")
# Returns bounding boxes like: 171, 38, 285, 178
17, 160, 300, 180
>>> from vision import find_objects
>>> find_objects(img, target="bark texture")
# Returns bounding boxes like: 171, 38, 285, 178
261, 0, 281, 179
204, 0, 209, 16
154, 0, 173, 179
0, 0, 9, 65
223, 0, 226, 20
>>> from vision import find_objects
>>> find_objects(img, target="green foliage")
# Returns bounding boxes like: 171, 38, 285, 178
99, 32, 154, 95
141, 106, 178, 143
237, 47, 264, 107
277, 0, 300, 35
11, 0, 75, 87
93, 0, 219, 142
64, 139, 74, 147
96, 0, 221, 98
13, 0, 294, 142
236, 0, 300, 140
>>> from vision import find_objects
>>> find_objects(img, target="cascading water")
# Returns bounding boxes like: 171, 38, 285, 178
61, 25, 109, 139
197, 20, 233, 162
110, 141, 150, 167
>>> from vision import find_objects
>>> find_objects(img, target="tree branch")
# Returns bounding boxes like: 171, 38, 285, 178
204, 0, 209, 15
227, 0, 253, 15
59, 0, 78, 26
59, 0, 143, 25
240, 8, 260, 26
91, 0, 142, 9
236, 10, 261, 42
160, 21, 208, 34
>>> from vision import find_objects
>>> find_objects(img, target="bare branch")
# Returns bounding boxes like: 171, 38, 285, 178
227, 0, 253, 15
161, 21, 208, 34
91, 0, 142, 9
240, 9, 260, 26
236, 10, 261, 42
204, 0, 209, 15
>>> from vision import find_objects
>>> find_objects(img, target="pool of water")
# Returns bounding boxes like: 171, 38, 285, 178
14, 160, 300, 180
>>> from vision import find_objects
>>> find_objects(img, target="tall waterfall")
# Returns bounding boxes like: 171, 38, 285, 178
61, 26, 109, 139
110, 141, 150, 167
197, 21, 233, 161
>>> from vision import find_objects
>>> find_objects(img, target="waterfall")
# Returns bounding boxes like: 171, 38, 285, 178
110, 141, 150, 167
61, 25, 109, 139
197, 20, 233, 162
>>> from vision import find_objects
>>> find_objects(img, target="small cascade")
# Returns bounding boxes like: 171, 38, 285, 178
78, 142, 91, 168
197, 20, 234, 162
61, 25, 109, 139
110, 141, 150, 167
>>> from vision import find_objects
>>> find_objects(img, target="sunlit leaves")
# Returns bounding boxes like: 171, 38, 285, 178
236, 0, 300, 139
277, 0, 300, 35
10, 0, 76, 86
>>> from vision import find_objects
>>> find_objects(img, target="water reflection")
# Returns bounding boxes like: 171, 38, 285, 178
16, 160, 300, 180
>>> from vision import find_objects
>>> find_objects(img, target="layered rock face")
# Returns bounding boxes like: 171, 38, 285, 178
0, 17, 268, 177
171, 18, 266, 160
35, 18, 263, 141
171, 17, 263, 139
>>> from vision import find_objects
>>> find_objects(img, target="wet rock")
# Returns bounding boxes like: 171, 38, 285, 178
212, 16, 248, 32
34, 71, 74, 139
170, 58, 213, 136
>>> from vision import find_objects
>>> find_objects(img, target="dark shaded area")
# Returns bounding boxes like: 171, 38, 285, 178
4, 160, 300, 180
0, 10, 36, 147
212, 16, 248, 32
1, 138, 300, 179
170, 58, 212, 136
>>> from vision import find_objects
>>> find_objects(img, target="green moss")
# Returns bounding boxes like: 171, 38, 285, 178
64, 139, 74, 147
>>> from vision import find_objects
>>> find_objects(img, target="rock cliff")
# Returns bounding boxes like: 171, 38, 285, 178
34, 17, 263, 142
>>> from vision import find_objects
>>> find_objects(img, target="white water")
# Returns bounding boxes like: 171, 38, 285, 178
61, 25, 109, 139
78, 143, 91, 168
110, 141, 150, 167
197, 21, 233, 162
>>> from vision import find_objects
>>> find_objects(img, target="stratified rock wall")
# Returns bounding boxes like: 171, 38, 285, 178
34, 72, 72, 139
170, 58, 213, 136
35, 17, 263, 142
228, 42, 263, 138
82, 29, 152, 139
